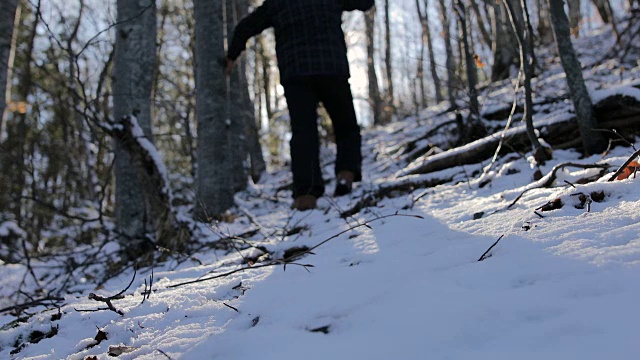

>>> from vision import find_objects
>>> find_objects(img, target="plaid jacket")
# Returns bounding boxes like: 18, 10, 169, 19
228, 0, 374, 83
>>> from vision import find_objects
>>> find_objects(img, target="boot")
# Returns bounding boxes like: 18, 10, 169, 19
334, 170, 355, 197
292, 194, 317, 211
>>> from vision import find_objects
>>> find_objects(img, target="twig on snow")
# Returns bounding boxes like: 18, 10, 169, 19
507, 162, 611, 209
478, 235, 505, 261
78, 269, 137, 316
607, 147, 640, 181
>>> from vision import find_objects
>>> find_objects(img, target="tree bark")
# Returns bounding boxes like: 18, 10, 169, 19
469, 0, 492, 48
0, 0, 19, 139
0, 0, 20, 219
454, 0, 486, 143
548, 0, 607, 154
383, 0, 394, 117
0, 0, 39, 221
232, 0, 265, 184
591, 0, 611, 23
194, 0, 235, 218
111, 116, 191, 251
437, 0, 458, 109
567, 0, 581, 37
415, 0, 427, 108
226, 0, 249, 191
365, 6, 384, 126
491, 2, 519, 82
536, 0, 555, 45
503, 0, 551, 162
454, 0, 479, 118
113, 0, 157, 238
423, 0, 443, 104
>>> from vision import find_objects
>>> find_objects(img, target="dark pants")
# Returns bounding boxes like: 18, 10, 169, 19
283, 76, 362, 198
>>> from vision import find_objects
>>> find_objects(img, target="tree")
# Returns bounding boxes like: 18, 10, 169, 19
0, 0, 40, 223
0, 0, 19, 137
536, 0, 554, 45
491, 2, 519, 81
226, 0, 249, 191
503, 0, 551, 162
416, 0, 443, 105
0, 0, 20, 218
548, 0, 606, 154
194, 0, 235, 218
383, 0, 395, 118
567, 0, 581, 37
437, 0, 458, 110
365, 5, 384, 125
228, 0, 265, 185
113, 0, 157, 238
454, 0, 486, 143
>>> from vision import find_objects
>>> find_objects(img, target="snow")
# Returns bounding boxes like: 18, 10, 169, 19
4, 124, 640, 359
0, 221, 26, 239
2, 22, 640, 360
590, 84, 640, 104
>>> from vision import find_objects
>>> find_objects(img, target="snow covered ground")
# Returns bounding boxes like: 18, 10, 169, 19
2, 24, 640, 360
4, 118, 640, 359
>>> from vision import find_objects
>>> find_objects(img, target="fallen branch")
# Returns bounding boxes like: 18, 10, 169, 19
77, 269, 137, 316
0, 296, 65, 314
478, 235, 505, 261
507, 162, 611, 209
86, 293, 125, 316
608, 147, 640, 181
400, 94, 640, 177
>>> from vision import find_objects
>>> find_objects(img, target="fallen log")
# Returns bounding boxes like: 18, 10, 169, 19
399, 93, 640, 177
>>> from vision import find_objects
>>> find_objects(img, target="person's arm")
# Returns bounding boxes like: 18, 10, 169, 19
342, 0, 374, 11
227, 2, 272, 61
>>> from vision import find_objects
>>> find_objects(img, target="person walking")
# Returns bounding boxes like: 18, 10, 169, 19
225, 0, 374, 211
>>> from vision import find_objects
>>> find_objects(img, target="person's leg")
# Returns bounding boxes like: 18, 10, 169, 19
316, 76, 362, 183
282, 80, 324, 200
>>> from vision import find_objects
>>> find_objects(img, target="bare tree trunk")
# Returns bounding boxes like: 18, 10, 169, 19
226, 0, 248, 191
415, 0, 427, 108
111, 116, 191, 251
194, 0, 234, 218
590, 0, 620, 41
257, 36, 273, 123
113, 0, 157, 238
437, 0, 458, 109
503, 0, 552, 163
454, 0, 478, 117
232, 0, 265, 184
491, 2, 519, 81
454, 0, 486, 143
1, 0, 40, 221
591, 0, 612, 23
423, 0, 443, 104
536, 0, 555, 45
365, 6, 384, 126
469, 0, 492, 48
548, 0, 606, 154
0, 0, 19, 139
567, 0, 581, 37
0, 0, 19, 219
383, 0, 395, 116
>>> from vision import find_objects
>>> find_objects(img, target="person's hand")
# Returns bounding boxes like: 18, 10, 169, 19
224, 57, 236, 77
